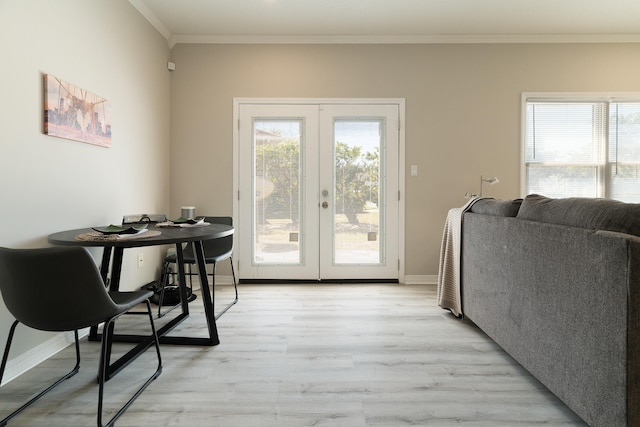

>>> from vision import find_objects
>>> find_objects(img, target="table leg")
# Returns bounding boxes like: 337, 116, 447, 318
109, 248, 124, 291
174, 243, 190, 316
192, 240, 220, 345
97, 240, 218, 380
99, 247, 112, 286
127, 240, 218, 347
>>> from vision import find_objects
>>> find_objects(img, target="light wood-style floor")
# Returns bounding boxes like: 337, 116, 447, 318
1, 284, 586, 426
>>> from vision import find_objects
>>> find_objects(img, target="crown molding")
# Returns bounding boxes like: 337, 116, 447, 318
166, 33, 640, 48
127, 1, 640, 48
129, 0, 172, 40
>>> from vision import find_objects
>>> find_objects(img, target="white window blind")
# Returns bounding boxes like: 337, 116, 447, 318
525, 101, 605, 198
523, 97, 640, 202
609, 103, 640, 202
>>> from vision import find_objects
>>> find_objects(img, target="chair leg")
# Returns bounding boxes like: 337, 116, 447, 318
157, 261, 167, 316
1, 323, 80, 427
214, 257, 239, 320
97, 300, 162, 427
230, 256, 238, 301
157, 261, 176, 318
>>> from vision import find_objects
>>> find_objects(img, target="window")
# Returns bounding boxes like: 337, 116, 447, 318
523, 94, 640, 202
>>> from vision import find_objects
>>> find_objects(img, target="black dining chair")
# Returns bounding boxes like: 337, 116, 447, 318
0, 246, 162, 427
161, 216, 237, 319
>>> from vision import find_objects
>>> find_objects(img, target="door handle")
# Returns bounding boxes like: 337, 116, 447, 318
322, 201, 329, 209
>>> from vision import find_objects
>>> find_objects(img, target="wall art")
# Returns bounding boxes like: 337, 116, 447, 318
43, 74, 112, 147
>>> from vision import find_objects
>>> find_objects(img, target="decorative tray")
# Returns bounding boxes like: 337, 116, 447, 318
171, 216, 205, 225
92, 224, 148, 235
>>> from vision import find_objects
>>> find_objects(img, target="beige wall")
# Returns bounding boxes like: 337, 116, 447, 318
0, 0, 170, 372
169, 42, 640, 280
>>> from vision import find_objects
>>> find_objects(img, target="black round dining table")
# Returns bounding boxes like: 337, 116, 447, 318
48, 223, 234, 378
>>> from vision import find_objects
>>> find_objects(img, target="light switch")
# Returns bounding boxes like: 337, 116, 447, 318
410, 165, 418, 176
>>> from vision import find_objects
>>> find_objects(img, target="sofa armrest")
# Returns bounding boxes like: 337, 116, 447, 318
469, 198, 522, 217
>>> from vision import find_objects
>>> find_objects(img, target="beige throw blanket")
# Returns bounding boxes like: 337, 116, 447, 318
436, 197, 485, 317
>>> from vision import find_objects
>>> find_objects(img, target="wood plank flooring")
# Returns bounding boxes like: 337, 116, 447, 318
0, 284, 586, 426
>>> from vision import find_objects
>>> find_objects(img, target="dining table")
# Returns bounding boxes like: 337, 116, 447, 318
48, 222, 234, 379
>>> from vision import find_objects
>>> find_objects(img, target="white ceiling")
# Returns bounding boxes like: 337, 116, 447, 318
129, 0, 640, 46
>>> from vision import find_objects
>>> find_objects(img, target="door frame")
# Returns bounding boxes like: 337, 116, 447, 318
232, 98, 406, 283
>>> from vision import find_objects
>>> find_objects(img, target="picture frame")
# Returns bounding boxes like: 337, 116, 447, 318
43, 74, 112, 147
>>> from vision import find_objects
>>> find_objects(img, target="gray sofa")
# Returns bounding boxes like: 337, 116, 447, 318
460, 194, 640, 427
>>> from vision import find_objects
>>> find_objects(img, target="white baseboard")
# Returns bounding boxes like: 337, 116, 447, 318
191, 274, 434, 285
403, 275, 437, 285
195, 275, 434, 285
1, 329, 86, 386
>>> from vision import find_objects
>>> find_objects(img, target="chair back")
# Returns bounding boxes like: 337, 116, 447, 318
0, 246, 122, 332
184, 216, 234, 261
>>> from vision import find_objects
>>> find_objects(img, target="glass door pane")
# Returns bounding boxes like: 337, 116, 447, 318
333, 120, 383, 264
238, 103, 319, 280
319, 104, 399, 280
253, 120, 303, 265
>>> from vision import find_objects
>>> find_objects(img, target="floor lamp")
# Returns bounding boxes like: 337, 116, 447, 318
466, 175, 500, 198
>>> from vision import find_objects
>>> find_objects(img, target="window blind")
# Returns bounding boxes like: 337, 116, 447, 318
609, 102, 640, 202
525, 102, 606, 164
524, 97, 640, 201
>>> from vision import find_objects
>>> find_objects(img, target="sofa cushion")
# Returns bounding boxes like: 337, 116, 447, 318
469, 198, 522, 217
517, 194, 640, 237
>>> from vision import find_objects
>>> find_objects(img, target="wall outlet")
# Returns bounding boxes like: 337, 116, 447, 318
137, 253, 144, 268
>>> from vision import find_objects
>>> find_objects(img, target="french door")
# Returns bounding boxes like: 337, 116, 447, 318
236, 100, 401, 281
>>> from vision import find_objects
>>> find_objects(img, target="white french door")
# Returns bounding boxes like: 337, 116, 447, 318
236, 100, 401, 281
